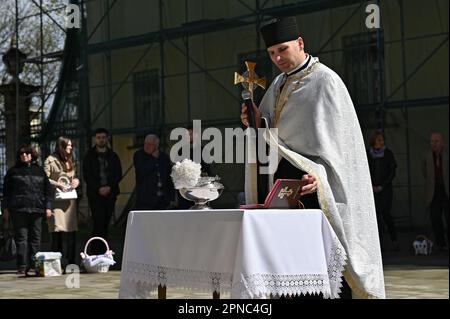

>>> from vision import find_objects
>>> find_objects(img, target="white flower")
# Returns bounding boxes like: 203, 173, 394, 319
171, 159, 202, 189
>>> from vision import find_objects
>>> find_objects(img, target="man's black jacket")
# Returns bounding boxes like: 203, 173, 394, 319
133, 149, 174, 208
82, 147, 123, 199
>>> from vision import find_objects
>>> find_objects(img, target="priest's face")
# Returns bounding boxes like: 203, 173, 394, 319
267, 38, 306, 73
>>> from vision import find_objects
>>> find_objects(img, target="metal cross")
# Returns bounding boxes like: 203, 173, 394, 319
234, 61, 266, 101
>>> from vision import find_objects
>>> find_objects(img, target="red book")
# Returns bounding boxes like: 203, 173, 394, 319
240, 179, 307, 209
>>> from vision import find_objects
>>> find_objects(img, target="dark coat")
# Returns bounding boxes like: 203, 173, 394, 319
367, 148, 397, 191
2, 162, 53, 214
82, 147, 123, 199
133, 149, 175, 209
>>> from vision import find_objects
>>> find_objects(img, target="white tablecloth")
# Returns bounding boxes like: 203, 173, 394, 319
119, 209, 347, 299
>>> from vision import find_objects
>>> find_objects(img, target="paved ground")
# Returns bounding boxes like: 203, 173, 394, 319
383, 265, 448, 299
1, 227, 447, 299
0, 265, 448, 299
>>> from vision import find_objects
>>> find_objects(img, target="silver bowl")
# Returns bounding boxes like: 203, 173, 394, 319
179, 182, 224, 210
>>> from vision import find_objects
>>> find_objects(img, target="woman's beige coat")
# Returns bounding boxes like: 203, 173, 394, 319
44, 154, 78, 232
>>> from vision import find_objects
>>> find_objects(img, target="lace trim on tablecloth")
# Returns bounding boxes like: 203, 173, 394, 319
232, 241, 347, 299
120, 241, 347, 299
232, 273, 330, 299
119, 262, 233, 298
326, 240, 348, 298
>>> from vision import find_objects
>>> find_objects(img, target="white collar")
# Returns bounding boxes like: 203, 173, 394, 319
286, 54, 310, 76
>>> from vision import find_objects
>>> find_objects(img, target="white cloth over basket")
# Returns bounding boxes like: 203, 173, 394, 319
80, 237, 115, 273
35, 252, 62, 260
34, 252, 62, 277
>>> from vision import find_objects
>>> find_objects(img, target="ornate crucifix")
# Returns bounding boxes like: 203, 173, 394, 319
234, 61, 266, 129
234, 61, 266, 102
234, 61, 267, 204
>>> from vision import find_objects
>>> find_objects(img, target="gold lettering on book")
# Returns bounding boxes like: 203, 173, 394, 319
277, 186, 293, 199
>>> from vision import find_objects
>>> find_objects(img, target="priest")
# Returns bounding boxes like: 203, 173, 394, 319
241, 16, 385, 299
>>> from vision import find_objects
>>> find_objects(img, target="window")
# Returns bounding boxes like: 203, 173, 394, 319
133, 69, 160, 128
343, 31, 385, 105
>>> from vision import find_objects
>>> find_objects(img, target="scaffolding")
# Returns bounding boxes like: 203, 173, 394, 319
1, 0, 448, 226
0, 0, 72, 191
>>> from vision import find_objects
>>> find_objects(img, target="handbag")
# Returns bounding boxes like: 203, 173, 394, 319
0, 226, 17, 261
54, 176, 78, 200
55, 188, 78, 200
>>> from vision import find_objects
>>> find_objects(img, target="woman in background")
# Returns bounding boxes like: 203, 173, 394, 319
367, 130, 399, 251
44, 136, 80, 266
2, 144, 53, 275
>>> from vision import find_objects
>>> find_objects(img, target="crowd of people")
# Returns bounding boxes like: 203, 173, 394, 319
0, 128, 183, 275
366, 130, 449, 253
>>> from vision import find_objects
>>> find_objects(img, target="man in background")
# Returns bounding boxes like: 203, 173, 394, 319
134, 134, 175, 210
422, 132, 449, 251
83, 128, 122, 254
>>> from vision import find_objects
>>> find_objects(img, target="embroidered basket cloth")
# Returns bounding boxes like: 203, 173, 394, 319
80, 237, 115, 273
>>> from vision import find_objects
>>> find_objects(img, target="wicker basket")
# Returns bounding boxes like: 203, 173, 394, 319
80, 237, 115, 273
412, 234, 433, 255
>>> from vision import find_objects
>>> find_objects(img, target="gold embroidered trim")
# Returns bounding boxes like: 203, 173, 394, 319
272, 61, 320, 128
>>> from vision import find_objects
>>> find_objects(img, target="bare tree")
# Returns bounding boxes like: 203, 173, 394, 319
0, 0, 67, 122
0, 0, 67, 188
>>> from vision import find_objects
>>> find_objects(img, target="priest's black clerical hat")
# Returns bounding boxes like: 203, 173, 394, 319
260, 16, 299, 48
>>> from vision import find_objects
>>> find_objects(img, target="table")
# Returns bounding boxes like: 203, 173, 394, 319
118, 209, 347, 299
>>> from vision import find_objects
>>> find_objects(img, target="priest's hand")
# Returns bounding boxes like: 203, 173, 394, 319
300, 174, 318, 195
240, 102, 261, 128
